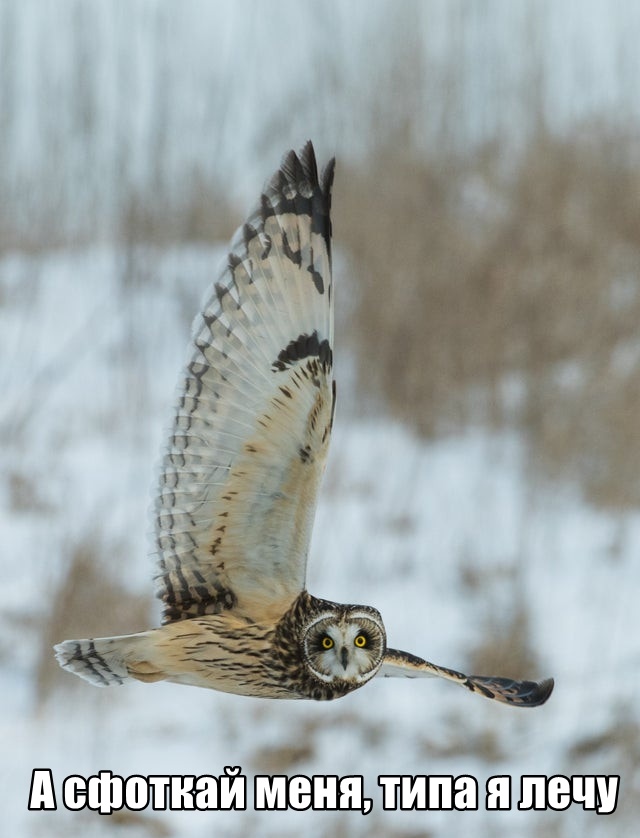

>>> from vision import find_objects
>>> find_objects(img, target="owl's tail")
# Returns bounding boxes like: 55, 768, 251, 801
54, 632, 164, 687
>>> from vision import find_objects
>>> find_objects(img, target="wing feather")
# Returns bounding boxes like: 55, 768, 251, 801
379, 648, 554, 708
154, 142, 335, 623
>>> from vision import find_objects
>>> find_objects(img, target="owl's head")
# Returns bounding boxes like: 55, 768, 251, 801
302, 605, 386, 686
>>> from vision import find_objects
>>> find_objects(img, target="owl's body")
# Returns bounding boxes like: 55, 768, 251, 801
56, 143, 553, 709
64, 593, 384, 701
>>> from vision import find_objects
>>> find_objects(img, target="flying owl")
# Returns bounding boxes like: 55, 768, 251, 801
55, 143, 553, 707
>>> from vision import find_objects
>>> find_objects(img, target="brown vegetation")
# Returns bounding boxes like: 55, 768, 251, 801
336, 126, 640, 507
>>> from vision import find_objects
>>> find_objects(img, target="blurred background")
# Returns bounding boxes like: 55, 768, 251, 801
1, 1, 639, 836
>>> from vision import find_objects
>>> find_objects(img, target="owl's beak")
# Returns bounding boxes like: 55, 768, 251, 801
340, 647, 348, 670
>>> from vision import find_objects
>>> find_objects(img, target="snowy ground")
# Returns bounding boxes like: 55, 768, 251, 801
1, 247, 638, 837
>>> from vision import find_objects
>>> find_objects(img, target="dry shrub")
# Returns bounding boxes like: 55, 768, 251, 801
337, 126, 640, 506
421, 721, 506, 763
467, 597, 540, 684
7, 469, 52, 514
251, 742, 314, 775
567, 704, 640, 827
119, 169, 236, 249
336, 146, 487, 436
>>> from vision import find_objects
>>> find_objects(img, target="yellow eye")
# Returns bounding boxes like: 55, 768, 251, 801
321, 636, 334, 650
354, 635, 367, 648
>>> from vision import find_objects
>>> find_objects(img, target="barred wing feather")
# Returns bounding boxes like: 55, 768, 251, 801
154, 143, 335, 623
379, 648, 554, 707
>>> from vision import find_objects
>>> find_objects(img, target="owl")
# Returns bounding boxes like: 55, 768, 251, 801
55, 143, 553, 707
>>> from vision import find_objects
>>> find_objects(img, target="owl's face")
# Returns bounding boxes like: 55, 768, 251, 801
302, 606, 386, 686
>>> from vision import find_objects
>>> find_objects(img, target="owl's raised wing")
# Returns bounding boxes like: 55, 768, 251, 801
379, 648, 554, 707
154, 143, 335, 624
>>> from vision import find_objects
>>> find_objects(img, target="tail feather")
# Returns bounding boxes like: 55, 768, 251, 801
54, 634, 150, 687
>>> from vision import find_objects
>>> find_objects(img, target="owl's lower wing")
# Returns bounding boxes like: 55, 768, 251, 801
155, 143, 335, 624
379, 648, 554, 707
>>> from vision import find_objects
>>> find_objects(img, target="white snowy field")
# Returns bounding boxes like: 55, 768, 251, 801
1, 247, 639, 838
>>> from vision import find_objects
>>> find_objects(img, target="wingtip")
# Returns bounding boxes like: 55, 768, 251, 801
467, 672, 555, 707
501, 674, 555, 707
533, 676, 555, 706
53, 639, 77, 668
276, 141, 334, 201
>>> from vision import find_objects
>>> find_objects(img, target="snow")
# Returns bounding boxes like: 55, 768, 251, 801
1, 246, 638, 837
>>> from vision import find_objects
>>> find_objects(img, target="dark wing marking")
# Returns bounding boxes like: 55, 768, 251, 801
379, 648, 554, 707
154, 142, 336, 623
